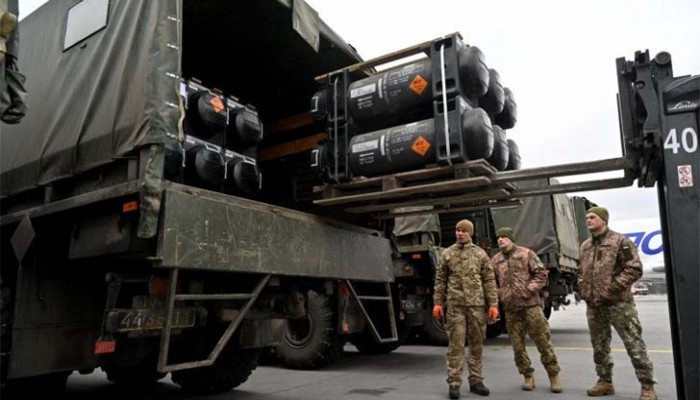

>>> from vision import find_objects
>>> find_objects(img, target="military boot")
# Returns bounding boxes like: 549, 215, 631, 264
639, 384, 657, 400
549, 374, 563, 393
587, 378, 615, 396
521, 375, 535, 391
469, 382, 490, 396
448, 385, 460, 399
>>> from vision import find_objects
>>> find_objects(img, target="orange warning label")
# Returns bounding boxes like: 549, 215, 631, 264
409, 75, 429, 95
412, 135, 431, 156
209, 96, 225, 113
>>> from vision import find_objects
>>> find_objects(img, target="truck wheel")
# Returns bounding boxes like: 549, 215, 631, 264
421, 309, 448, 346
486, 319, 506, 338
172, 347, 260, 394
102, 352, 166, 388
351, 320, 409, 354
276, 290, 343, 369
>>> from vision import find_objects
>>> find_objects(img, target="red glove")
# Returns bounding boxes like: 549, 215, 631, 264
432, 305, 444, 319
488, 306, 500, 321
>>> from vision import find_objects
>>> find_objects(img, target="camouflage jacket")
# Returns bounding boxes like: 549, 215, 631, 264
578, 228, 643, 306
490, 245, 548, 311
433, 240, 498, 308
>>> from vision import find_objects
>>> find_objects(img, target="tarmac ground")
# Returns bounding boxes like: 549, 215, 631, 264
63, 295, 677, 399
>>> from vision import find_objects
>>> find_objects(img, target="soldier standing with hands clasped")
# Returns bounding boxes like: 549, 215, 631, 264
433, 219, 499, 399
579, 207, 657, 400
490, 227, 562, 393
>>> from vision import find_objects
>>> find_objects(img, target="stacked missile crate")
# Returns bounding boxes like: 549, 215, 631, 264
309, 34, 521, 214
164, 79, 263, 196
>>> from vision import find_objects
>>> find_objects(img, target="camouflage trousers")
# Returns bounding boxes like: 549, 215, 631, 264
505, 306, 560, 376
586, 301, 654, 384
445, 305, 486, 387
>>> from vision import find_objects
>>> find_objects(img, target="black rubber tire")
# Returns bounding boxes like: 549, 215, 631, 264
462, 108, 495, 160
171, 347, 260, 395
486, 319, 506, 338
102, 352, 166, 389
479, 69, 505, 116
351, 318, 410, 355
421, 309, 449, 346
494, 87, 518, 129
506, 139, 521, 171
487, 125, 510, 171
276, 290, 344, 370
351, 333, 401, 355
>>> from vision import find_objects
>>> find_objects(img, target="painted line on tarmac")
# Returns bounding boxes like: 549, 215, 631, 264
552, 346, 673, 354
488, 345, 672, 354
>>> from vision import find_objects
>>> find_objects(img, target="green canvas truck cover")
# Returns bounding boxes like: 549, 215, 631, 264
0, 0, 362, 198
491, 178, 581, 272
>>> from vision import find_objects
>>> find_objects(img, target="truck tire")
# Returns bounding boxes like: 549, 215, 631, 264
351, 319, 409, 355
172, 347, 260, 394
352, 334, 401, 354
421, 309, 448, 346
486, 319, 506, 338
102, 352, 166, 388
276, 290, 343, 369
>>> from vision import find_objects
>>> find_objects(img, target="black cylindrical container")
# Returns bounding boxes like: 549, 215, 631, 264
185, 145, 225, 187
348, 119, 436, 177
487, 125, 510, 171
494, 87, 517, 129
346, 108, 494, 177
164, 141, 184, 182
347, 59, 433, 125
479, 69, 504, 116
459, 46, 490, 97
185, 91, 227, 139
227, 108, 263, 147
461, 108, 495, 160
506, 139, 521, 170
226, 159, 261, 195
312, 46, 490, 127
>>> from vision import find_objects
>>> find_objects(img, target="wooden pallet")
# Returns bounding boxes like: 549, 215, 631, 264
313, 159, 517, 216
312, 157, 635, 217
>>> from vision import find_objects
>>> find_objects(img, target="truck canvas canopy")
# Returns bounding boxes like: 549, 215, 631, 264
0, 0, 363, 197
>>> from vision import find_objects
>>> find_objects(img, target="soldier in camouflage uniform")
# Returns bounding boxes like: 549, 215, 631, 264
578, 207, 657, 400
490, 227, 562, 393
433, 219, 500, 399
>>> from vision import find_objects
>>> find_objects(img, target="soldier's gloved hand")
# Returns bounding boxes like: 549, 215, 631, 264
488, 306, 500, 322
432, 305, 444, 319
609, 280, 625, 293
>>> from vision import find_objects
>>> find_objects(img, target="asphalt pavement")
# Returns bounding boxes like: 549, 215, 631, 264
63, 295, 677, 399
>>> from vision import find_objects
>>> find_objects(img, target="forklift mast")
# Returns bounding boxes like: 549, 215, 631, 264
616, 50, 699, 400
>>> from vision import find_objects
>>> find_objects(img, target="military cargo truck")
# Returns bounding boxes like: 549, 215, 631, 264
0, 0, 402, 396
391, 178, 590, 343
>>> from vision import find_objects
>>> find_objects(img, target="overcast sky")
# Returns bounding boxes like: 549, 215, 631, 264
18, 0, 700, 227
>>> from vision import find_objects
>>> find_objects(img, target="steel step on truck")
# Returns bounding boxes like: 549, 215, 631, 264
0, 0, 403, 396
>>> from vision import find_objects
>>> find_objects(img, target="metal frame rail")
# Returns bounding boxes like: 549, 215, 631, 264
345, 280, 398, 343
157, 270, 270, 372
